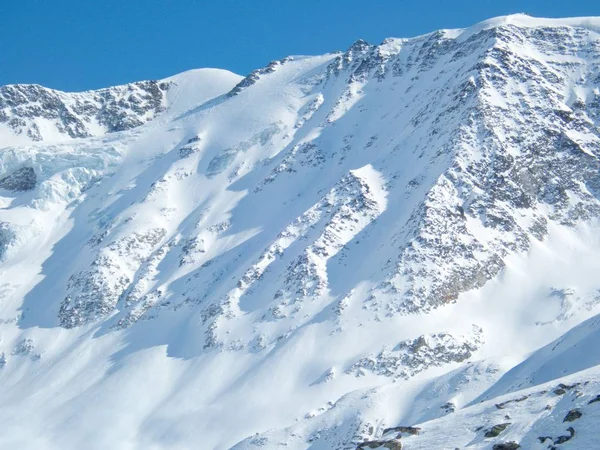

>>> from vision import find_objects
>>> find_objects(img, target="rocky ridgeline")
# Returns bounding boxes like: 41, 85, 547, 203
210, 21, 600, 449
226, 57, 293, 97
0, 80, 170, 141
48, 22, 600, 339
1, 21, 600, 444
355, 24, 600, 314
1, 15, 600, 450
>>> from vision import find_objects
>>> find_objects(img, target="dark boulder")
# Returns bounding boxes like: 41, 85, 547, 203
563, 409, 582, 422
588, 394, 600, 405
485, 423, 511, 438
492, 442, 520, 450
554, 426, 575, 444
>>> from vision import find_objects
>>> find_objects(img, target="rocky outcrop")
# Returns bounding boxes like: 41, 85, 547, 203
356, 439, 402, 450
563, 409, 582, 422
59, 228, 166, 327
226, 58, 293, 97
554, 427, 576, 445
0, 222, 16, 261
381, 426, 420, 437
0, 80, 170, 141
485, 423, 511, 438
588, 394, 600, 404
348, 328, 483, 379
492, 443, 520, 450
0, 167, 36, 191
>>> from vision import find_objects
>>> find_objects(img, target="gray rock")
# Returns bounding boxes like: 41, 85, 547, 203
492, 442, 520, 450
554, 426, 575, 444
357, 439, 402, 450
0, 167, 36, 192
382, 426, 420, 437
563, 409, 582, 422
485, 423, 511, 438
588, 394, 600, 405
0, 80, 170, 140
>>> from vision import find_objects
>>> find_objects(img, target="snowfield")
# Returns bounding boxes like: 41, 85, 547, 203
2, 14, 600, 450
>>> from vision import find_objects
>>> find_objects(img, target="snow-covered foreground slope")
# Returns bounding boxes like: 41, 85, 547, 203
2, 14, 600, 450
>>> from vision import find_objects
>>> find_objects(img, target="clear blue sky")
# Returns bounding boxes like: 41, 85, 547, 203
2, 0, 599, 91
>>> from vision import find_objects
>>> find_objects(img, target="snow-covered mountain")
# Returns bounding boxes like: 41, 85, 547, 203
2, 14, 600, 450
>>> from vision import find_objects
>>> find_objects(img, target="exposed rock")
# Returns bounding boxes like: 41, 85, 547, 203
485, 423, 511, 438
11, 338, 39, 359
441, 402, 456, 414
382, 426, 420, 437
495, 395, 528, 409
554, 427, 575, 444
588, 394, 600, 405
553, 382, 580, 396
348, 327, 483, 379
0, 167, 36, 192
59, 228, 167, 327
563, 409, 582, 422
0, 80, 170, 141
356, 439, 402, 450
492, 442, 520, 450
309, 368, 335, 386
227, 58, 292, 97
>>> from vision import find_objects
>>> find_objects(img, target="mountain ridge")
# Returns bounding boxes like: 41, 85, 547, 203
1, 14, 600, 450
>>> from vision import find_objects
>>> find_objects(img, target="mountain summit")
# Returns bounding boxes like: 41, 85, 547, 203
2, 14, 600, 450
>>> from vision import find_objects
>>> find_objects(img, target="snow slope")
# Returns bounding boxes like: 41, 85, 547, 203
2, 14, 600, 449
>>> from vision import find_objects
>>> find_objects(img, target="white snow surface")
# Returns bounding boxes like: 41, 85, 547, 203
2, 15, 600, 449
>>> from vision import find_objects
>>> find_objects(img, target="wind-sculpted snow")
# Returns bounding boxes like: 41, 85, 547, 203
2, 14, 600, 450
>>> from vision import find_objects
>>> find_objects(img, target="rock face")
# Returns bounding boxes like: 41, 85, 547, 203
348, 328, 483, 379
0, 167, 36, 192
0, 80, 170, 141
5, 18, 600, 335
58, 228, 167, 328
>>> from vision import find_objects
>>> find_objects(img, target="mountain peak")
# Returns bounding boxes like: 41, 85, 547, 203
2, 15, 600, 450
